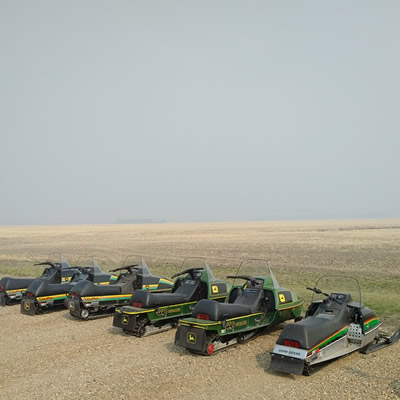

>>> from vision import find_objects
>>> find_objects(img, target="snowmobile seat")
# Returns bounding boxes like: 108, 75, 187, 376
1, 277, 36, 290
277, 296, 351, 350
31, 282, 77, 297
131, 280, 200, 308
192, 288, 264, 321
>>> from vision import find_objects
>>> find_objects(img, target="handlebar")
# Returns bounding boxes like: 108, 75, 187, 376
109, 264, 139, 273
34, 262, 57, 268
171, 268, 204, 279
306, 286, 330, 297
227, 275, 259, 286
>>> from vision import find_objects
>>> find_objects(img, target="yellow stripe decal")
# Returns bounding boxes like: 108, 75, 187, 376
37, 294, 68, 301
277, 299, 304, 311
81, 294, 131, 301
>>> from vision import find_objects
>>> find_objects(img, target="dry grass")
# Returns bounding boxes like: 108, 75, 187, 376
1, 219, 399, 316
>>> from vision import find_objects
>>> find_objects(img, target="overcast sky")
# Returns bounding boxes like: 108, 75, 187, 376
0, 1, 399, 225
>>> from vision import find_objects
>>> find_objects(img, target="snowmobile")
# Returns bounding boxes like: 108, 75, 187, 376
270, 275, 400, 375
113, 257, 231, 337
0, 254, 79, 306
175, 259, 303, 355
65, 256, 173, 320
20, 259, 114, 315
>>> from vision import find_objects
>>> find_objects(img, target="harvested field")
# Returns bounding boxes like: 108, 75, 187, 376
0, 219, 399, 399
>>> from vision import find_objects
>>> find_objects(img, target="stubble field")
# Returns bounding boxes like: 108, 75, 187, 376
0, 219, 399, 399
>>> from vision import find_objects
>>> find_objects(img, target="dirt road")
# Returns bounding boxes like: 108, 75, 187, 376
0, 305, 399, 400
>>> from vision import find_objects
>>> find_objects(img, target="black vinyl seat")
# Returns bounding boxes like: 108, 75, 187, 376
277, 296, 351, 350
192, 288, 264, 321
131, 280, 200, 308
31, 283, 76, 296
1, 277, 36, 290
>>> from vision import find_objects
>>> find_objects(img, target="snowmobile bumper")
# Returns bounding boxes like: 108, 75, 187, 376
0, 292, 6, 307
113, 309, 137, 331
270, 353, 305, 375
175, 325, 208, 354
20, 298, 37, 315
65, 298, 81, 317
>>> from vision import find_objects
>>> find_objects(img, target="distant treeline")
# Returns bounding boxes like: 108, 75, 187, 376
115, 218, 166, 224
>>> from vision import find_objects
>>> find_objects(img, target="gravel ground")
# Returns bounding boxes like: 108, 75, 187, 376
0, 305, 399, 400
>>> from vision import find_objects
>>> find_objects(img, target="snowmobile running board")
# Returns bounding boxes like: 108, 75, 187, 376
360, 329, 400, 354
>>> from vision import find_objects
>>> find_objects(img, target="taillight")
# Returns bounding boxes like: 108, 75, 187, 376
207, 343, 214, 355
133, 302, 142, 308
283, 339, 300, 348
197, 313, 209, 320
26, 292, 33, 298
70, 292, 78, 298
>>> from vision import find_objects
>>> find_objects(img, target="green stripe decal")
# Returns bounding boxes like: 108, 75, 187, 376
363, 317, 380, 331
308, 326, 348, 354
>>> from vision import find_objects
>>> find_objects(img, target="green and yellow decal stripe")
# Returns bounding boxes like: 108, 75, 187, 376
82, 294, 132, 301
118, 300, 198, 315
37, 294, 68, 301
6, 289, 26, 294
277, 299, 304, 311
159, 278, 173, 285
363, 317, 380, 331
179, 319, 220, 327
117, 308, 156, 314
179, 312, 264, 327
307, 325, 348, 355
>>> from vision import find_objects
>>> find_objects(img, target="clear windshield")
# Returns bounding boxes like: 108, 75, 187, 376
231, 258, 278, 288
121, 255, 151, 275
177, 257, 216, 280
72, 257, 104, 274
46, 253, 72, 270
310, 275, 362, 306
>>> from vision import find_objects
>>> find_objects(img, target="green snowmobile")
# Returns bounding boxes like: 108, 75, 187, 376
175, 259, 303, 355
112, 258, 231, 337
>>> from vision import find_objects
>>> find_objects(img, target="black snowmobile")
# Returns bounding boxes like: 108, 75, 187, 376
65, 256, 173, 320
270, 275, 400, 375
20, 259, 113, 315
0, 254, 78, 306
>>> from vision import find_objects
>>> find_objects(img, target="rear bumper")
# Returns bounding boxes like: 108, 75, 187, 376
20, 298, 37, 315
65, 298, 81, 317
0, 292, 6, 307
113, 310, 137, 331
175, 325, 207, 354
270, 353, 305, 375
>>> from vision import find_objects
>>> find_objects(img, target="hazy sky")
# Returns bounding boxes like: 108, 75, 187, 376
1, 1, 399, 225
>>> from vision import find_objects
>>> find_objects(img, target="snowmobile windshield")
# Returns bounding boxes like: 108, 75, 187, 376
70, 259, 103, 282
46, 253, 72, 270
230, 259, 277, 288
121, 255, 151, 275
310, 275, 362, 307
176, 257, 214, 280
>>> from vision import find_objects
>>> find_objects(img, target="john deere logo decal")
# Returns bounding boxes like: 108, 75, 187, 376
122, 315, 129, 325
211, 285, 219, 294
279, 293, 286, 303
24, 301, 30, 310
187, 332, 197, 344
